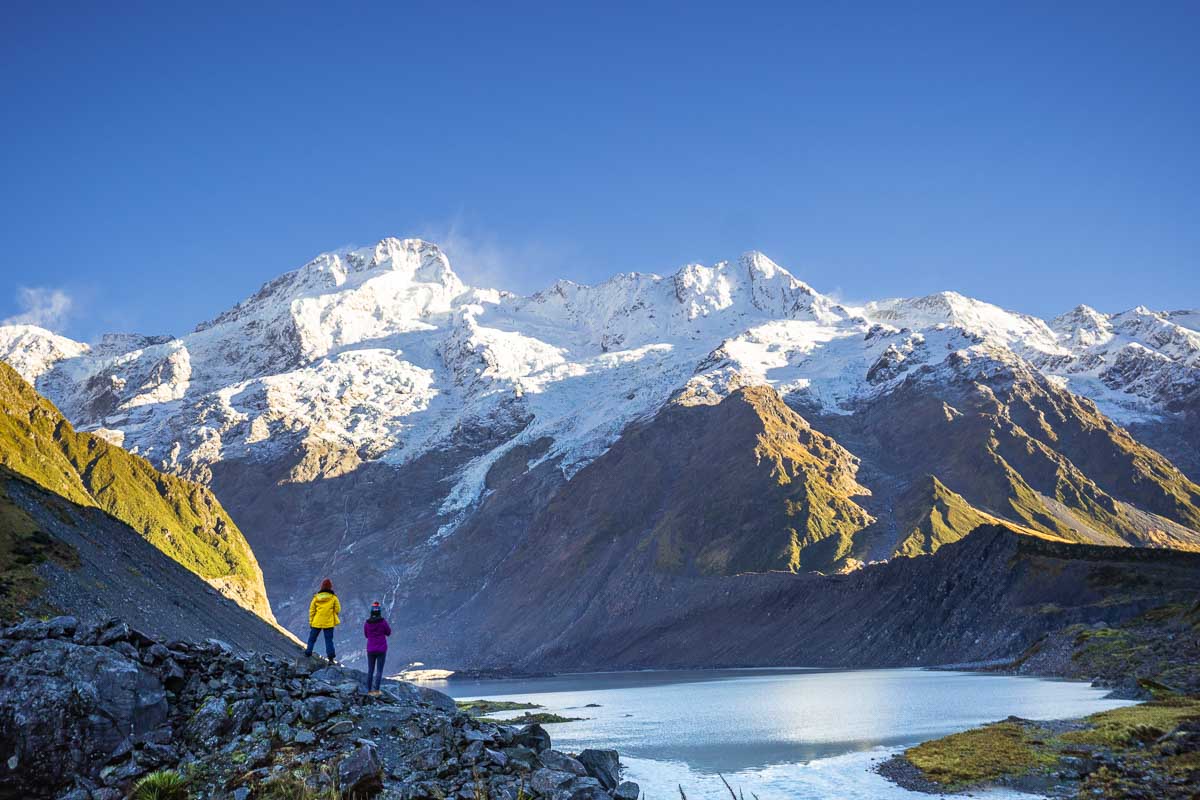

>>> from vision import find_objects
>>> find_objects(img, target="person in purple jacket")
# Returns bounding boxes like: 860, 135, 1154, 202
363, 601, 392, 696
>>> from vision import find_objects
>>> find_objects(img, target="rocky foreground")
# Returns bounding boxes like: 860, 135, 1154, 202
0, 617, 639, 800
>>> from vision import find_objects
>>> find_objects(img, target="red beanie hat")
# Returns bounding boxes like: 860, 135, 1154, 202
320, 578, 333, 592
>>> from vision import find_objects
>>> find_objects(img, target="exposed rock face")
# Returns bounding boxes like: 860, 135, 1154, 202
0, 619, 166, 789
0, 618, 636, 800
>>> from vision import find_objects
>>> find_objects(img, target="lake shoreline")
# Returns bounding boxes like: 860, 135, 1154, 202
439, 665, 1131, 799
875, 602, 1200, 799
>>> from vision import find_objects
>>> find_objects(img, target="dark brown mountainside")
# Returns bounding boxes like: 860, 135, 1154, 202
0, 468, 297, 655
814, 357, 1200, 563
409, 525, 1200, 671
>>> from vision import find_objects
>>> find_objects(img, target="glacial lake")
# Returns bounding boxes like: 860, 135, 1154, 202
434, 667, 1135, 800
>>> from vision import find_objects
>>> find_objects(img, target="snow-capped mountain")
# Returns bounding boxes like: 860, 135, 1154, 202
3, 237, 1198, 662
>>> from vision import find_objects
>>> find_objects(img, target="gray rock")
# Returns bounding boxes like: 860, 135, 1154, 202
292, 729, 316, 745
232, 788, 251, 800
3, 616, 78, 640
539, 749, 587, 776
227, 698, 257, 734
563, 777, 608, 800
409, 745, 445, 772
530, 768, 576, 795
614, 780, 641, 800
186, 695, 231, 742
0, 638, 167, 790
383, 680, 458, 712
322, 718, 355, 735
461, 740, 486, 763
462, 727, 492, 742
299, 695, 345, 724
502, 744, 539, 771
577, 749, 620, 790
338, 743, 384, 797
513, 723, 552, 753
96, 620, 131, 646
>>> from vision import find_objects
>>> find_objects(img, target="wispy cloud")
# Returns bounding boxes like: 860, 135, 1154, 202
2, 286, 74, 331
418, 218, 572, 295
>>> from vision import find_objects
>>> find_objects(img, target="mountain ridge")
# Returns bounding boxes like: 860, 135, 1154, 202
1, 237, 1197, 658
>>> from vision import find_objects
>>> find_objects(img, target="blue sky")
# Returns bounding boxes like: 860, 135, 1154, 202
1, 1, 1197, 340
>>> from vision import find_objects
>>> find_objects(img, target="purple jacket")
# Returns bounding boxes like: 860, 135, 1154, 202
364, 617, 391, 654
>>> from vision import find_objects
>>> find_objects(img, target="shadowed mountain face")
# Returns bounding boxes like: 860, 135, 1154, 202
407, 524, 1200, 671
0, 469, 297, 655
1, 239, 1198, 666
0, 363, 275, 622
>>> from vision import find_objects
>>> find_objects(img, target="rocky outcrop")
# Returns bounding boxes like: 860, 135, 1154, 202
0, 617, 637, 800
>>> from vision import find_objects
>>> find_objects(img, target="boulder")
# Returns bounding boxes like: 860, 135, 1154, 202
338, 743, 384, 796
563, 777, 609, 800
300, 695, 345, 724
383, 680, 458, 712
529, 767, 576, 795
502, 744, 538, 771
3, 616, 77, 640
0, 638, 166, 793
613, 781, 641, 800
187, 696, 232, 742
227, 698, 258, 734
539, 749, 587, 776
577, 749, 620, 790
513, 723, 552, 753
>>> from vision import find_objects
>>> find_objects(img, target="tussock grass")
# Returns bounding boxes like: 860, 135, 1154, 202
130, 770, 189, 800
1061, 698, 1200, 748
905, 720, 1057, 787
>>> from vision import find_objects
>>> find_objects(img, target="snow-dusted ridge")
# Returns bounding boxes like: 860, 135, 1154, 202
1, 237, 1197, 533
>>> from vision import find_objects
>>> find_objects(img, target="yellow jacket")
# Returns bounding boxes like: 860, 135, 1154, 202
309, 591, 341, 628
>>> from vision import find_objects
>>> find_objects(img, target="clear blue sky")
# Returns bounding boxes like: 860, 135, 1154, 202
1, 1, 1197, 340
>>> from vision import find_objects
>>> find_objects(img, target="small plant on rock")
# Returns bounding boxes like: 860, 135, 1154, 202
131, 770, 189, 800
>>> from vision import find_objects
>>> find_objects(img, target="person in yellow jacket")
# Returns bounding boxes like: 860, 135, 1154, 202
304, 577, 341, 663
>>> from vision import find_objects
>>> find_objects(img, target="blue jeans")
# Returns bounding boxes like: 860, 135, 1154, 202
367, 651, 386, 691
305, 627, 335, 660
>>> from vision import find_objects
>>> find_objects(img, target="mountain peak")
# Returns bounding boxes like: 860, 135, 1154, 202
195, 237, 465, 336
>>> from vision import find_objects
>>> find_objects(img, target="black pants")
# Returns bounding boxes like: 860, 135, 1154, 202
367, 652, 386, 691
305, 627, 335, 660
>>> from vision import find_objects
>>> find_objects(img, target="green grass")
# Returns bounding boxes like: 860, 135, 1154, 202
905, 720, 1058, 787
905, 698, 1200, 791
131, 770, 189, 800
892, 476, 998, 558
456, 699, 541, 715
476, 712, 584, 725
0, 362, 271, 619
1060, 698, 1200, 747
